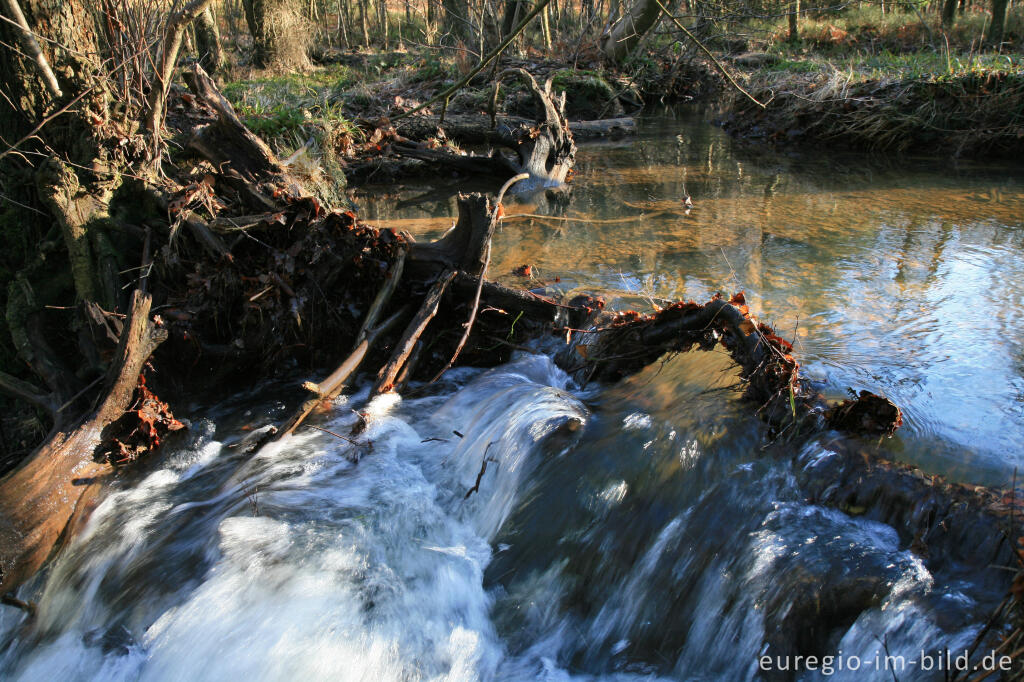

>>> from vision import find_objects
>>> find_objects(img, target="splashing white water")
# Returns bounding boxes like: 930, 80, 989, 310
0, 355, 991, 681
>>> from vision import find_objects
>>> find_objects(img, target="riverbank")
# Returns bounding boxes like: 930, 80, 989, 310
718, 7, 1024, 156
722, 58, 1024, 156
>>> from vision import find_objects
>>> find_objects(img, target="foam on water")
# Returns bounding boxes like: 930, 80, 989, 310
0, 354, 993, 681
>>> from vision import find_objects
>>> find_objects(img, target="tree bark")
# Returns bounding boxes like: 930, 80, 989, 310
600, 0, 671, 61
242, 0, 312, 70
443, 0, 469, 42
501, 0, 525, 50
0, 0, 120, 374
194, 5, 224, 75
987, 0, 1008, 44
942, 0, 957, 26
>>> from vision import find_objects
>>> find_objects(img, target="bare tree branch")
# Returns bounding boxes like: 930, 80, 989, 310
1, 0, 62, 98
143, 0, 216, 151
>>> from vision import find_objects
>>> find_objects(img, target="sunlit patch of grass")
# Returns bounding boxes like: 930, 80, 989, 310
744, 5, 1022, 60
220, 63, 369, 208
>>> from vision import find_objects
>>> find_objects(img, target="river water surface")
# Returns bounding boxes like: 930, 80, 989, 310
2, 112, 1023, 680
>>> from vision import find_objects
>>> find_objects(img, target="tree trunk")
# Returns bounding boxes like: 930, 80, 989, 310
788, 0, 799, 41
379, 0, 389, 48
443, 0, 469, 42
0, 0, 177, 487
338, 0, 351, 47
599, 0, 670, 62
360, 0, 370, 45
941, 0, 957, 26
0, 0, 116, 324
242, 0, 312, 69
501, 0, 525, 39
194, 5, 224, 74
987, 0, 1008, 43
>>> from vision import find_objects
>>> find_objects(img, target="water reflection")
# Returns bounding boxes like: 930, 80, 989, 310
355, 111, 1024, 485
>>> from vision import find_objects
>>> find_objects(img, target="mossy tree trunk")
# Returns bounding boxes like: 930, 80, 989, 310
194, 5, 224, 75
242, 0, 312, 70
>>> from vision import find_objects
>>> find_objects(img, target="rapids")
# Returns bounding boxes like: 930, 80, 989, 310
3, 111, 1023, 680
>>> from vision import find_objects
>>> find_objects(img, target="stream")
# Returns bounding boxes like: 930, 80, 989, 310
2, 111, 1023, 680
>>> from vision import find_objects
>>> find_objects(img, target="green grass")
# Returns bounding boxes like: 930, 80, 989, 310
739, 5, 1023, 63
222, 64, 362, 148
750, 49, 1024, 86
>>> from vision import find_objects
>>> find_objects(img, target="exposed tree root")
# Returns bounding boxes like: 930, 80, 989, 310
0, 291, 167, 595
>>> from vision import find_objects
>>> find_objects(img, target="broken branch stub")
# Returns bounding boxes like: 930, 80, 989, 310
182, 65, 307, 203
372, 270, 458, 397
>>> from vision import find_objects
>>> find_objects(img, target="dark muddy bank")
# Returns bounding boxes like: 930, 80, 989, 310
720, 68, 1024, 157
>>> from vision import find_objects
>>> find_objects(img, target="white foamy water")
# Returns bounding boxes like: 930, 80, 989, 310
0, 354, 993, 681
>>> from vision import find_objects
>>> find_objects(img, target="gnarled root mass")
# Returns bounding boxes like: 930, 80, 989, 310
556, 292, 901, 436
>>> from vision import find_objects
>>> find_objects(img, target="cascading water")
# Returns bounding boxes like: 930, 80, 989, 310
4, 112, 1022, 680
0, 352, 995, 680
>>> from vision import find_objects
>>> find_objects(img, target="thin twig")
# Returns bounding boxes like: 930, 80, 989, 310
392, 0, 553, 121
306, 424, 361, 446
464, 442, 495, 499
654, 0, 768, 109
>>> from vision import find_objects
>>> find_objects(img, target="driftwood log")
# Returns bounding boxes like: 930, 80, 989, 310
392, 114, 637, 143
0, 291, 169, 595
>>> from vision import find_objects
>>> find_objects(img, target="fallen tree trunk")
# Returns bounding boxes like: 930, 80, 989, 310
0, 290, 169, 595
392, 114, 637, 143
381, 69, 577, 189
182, 64, 308, 205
